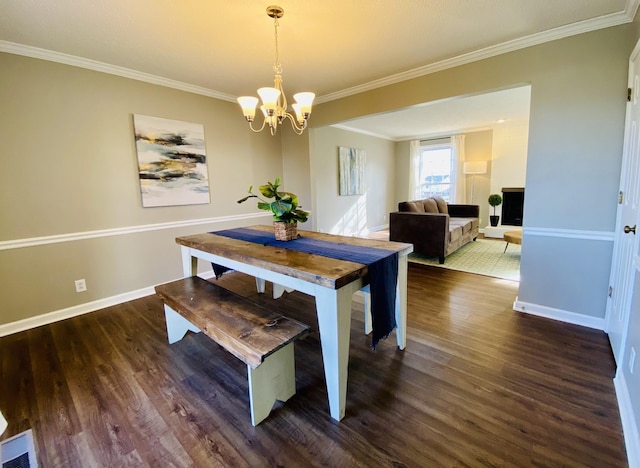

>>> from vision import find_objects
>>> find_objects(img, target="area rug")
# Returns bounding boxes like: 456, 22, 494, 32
408, 238, 521, 281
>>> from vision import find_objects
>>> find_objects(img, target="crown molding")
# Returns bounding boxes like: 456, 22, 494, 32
331, 124, 392, 140
2, 0, 639, 105
0, 41, 237, 102
316, 3, 640, 104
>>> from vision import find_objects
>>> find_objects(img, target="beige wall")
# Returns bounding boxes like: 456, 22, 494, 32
311, 25, 633, 320
309, 126, 395, 235
281, 129, 313, 226
0, 52, 280, 326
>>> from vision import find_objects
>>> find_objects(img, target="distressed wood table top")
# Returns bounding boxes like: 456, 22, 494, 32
176, 225, 412, 290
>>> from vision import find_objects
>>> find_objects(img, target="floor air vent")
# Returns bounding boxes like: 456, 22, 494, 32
1, 430, 37, 468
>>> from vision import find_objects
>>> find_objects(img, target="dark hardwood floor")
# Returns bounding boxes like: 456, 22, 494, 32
0, 264, 627, 467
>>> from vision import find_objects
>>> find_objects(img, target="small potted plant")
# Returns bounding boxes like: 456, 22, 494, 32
488, 194, 503, 227
237, 177, 310, 241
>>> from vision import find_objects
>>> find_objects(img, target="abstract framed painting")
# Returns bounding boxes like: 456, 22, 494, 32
339, 146, 366, 196
133, 114, 210, 207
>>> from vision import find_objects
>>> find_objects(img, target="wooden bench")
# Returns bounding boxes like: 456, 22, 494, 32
154, 276, 310, 426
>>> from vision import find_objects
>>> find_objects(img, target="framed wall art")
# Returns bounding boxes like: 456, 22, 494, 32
339, 146, 366, 196
133, 114, 210, 207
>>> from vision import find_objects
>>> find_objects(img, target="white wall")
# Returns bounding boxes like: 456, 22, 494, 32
309, 126, 395, 235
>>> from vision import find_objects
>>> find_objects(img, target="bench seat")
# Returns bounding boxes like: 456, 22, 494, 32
155, 276, 310, 425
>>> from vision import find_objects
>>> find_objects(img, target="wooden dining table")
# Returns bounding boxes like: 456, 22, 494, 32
175, 225, 413, 421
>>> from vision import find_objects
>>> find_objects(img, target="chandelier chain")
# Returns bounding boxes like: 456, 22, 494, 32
273, 17, 282, 75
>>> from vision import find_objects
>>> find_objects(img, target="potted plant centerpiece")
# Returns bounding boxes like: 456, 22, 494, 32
488, 193, 503, 227
237, 177, 310, 241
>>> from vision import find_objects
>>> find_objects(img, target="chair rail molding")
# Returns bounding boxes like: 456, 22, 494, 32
524, 227, 615, 242
0, 212, 270, 251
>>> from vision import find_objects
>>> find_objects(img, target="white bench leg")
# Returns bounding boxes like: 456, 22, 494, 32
247, 343, 296, 426
268, 282, 370, 337
256, 280, 371, 336
273, 283, 295, 299
164, 305, 201, 344
255, 279, 294, 298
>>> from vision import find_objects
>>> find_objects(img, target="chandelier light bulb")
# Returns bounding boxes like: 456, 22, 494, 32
237, 96, 259, 121
257, 87, 281, 114
293, 92, 315, 116
291, 103, 304, 125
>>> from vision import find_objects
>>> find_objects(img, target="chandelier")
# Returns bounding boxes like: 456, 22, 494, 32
237, 5, 315, 136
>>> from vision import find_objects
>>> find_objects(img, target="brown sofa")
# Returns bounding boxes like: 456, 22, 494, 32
389, 197, 479, 264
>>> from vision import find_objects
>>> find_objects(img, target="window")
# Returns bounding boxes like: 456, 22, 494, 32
418, 143, 454, 201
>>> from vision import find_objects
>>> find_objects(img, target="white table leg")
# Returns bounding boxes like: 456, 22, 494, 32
396, 254, 408, 350
255, 277, 266, 294
314, 286, 353, 421
361, 285, 372, 335
181, 246, 198, 277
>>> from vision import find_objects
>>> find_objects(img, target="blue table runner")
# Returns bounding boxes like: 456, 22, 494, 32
210, 227, 398, 349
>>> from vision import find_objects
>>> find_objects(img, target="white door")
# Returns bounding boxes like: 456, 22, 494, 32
606, 42, 640, 365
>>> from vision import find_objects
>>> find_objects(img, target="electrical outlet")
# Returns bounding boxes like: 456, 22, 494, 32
630, 347, 637, 375
75, 279, 87, 293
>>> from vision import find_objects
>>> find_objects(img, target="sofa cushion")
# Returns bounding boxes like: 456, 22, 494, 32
434, 197, 448, 214
423, 198, 439, 213
399, 201, 424, 212
448, 225, 462, 243
450, 217, 472, 234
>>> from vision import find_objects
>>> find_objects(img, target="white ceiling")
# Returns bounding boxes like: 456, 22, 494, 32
0, 1, 636, 139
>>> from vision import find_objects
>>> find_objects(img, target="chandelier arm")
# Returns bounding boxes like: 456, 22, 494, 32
247, 118, 268, 133
283, 113, 306, 135
280, 87, 288, 114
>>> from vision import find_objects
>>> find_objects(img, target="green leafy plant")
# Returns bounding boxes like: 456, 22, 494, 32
488, 194, 503, 215
237, 177, 310, 224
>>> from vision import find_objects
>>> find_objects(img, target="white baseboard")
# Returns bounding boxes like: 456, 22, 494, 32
513, 299, 605, 330
0, 271, 215, 337
614, 371, 640, 468
369, 223, 389, 232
